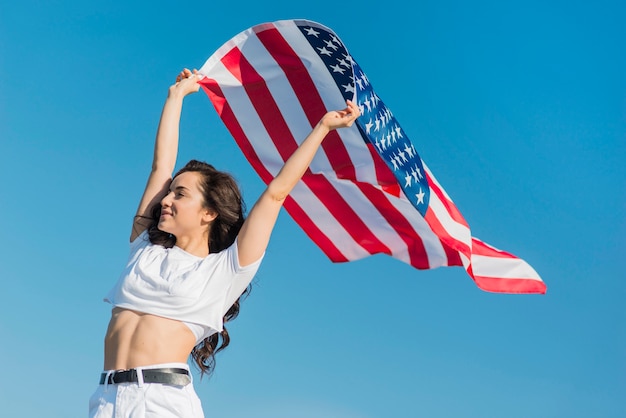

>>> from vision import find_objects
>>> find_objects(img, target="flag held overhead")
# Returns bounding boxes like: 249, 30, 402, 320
197, 19, 546, 294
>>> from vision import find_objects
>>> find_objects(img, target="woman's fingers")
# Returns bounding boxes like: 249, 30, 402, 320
338, 100, 360, 126
175, 68, 198, 83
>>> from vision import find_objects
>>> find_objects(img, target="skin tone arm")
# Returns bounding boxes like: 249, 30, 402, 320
130, 69, 201, 242
237, 100, 361, 266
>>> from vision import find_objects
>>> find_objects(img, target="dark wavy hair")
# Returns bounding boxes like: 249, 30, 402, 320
146, 159, 248, 376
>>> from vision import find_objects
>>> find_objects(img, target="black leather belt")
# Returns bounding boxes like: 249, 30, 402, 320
99, 367, 191, 386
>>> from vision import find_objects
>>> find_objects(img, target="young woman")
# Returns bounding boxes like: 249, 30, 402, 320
89, 69, 360, 417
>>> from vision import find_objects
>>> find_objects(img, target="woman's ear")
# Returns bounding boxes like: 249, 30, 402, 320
202, 209, 218, 224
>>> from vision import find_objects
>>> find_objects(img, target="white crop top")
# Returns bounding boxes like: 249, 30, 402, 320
105, 231, 263, 345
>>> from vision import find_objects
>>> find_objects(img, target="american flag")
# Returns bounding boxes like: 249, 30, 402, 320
198, 19, 546, 294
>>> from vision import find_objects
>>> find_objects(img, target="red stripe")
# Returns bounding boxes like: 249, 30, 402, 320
472, 276, 547, 294
424, 207, 464, 266
365, 142, 402, 194
426, 171, 468, 228
282, 195, 349, 262
471, 237, 517, 259
354, 181, 431, 269
219, 48, 297, 161
218, 46, 392, 257
200, 79, 268, 179
199, 78, 347, 262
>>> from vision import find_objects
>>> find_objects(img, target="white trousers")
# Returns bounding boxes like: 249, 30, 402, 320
89, 363, 204, 418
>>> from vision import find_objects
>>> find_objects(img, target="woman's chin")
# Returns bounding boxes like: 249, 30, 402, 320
157, 221, 172, 234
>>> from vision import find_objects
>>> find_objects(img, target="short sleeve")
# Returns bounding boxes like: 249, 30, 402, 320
222, 237, 264, 314
129, 230, 152, 255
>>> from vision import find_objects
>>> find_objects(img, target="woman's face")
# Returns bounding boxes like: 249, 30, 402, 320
158, 171, 215, 238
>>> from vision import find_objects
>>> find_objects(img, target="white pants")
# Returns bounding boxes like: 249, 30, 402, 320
89, 363, 204, 418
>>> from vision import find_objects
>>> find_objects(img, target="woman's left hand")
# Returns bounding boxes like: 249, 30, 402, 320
169, 68, 201, 98
320, 100, 361, 131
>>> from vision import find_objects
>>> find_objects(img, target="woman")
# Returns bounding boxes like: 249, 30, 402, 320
89, 68, 360, 417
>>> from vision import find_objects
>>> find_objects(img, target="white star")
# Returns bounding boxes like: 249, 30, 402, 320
404, 172, 412, 187
363, 98, 371, 112
415, 165, 423, 179
395, 125, 403, 139
338, 58, 350, 68
330, 64, 346, 74
404, 143, 414, 158
415, 188, 426, 205
305, 27, 320, 37
342, 83, 355, 94
365, 119, 374, 134
324, 39, 339, 50
331, 34, 341, 45
370, 93, 378, 107
394, 154, 403, 167
317, 46, 332, 56
379, 111, 387, 128
398, 150, 408, 163
355, 78, 364, 90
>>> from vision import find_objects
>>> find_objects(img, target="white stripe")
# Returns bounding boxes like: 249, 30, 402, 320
320, 179, 411, 261
423, 163, 453, 202
428, 190, 471, 249
291, 176, 412, 262
385, 193, 449, 268
288, 181, 370, 260
471, 255, 543, 281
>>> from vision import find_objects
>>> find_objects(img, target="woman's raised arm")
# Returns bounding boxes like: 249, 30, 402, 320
130, 69, 200, 241
236, 100, 360, 266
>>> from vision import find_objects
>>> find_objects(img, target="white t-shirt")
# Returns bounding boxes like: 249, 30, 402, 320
105, 231, 263, 342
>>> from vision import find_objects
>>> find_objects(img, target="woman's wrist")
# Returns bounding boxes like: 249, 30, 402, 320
315, 119, 331, 135
167, 86, 187, 101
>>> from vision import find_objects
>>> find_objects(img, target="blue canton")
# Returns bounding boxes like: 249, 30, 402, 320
297, 23, 431, 216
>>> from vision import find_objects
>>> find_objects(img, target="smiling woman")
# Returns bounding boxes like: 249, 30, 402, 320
157, 171, 220, 240
88, 68, 360, 418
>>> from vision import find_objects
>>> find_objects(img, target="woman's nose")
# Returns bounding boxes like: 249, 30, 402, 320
161, 192, 172, 207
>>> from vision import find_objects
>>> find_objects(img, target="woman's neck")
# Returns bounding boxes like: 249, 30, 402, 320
173, 233, 210, 257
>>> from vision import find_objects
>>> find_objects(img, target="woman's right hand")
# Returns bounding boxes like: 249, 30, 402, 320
169, 68, 201, 98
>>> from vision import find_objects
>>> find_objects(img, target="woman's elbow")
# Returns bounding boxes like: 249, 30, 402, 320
265, 182, 290, 203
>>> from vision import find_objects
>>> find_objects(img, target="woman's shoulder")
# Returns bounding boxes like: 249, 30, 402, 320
130, 230, 151, 249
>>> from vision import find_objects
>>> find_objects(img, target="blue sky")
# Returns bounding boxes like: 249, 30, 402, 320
1, 1, 624, 417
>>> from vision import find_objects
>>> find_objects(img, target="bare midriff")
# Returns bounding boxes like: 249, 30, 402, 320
104, 307, 197, 370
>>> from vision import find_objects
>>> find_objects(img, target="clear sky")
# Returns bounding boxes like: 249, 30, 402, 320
1, 1, 624, 417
